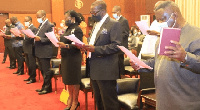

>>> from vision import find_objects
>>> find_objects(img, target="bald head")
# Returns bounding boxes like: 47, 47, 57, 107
36, 10, 47, 22
5, 19, 11, 26
154, 1, 164, 10
113, 6, 121, 13
154, 1, 185, 28
91, 0, 107, 11
37, 10, 46, 17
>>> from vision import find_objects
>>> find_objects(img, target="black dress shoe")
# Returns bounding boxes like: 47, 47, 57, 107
2, 61, 5, 64
26, 79, 36, 84
38, 90, 51, 95
36, 89, 43, 92
24, 78, 30, 81
13, 71, 19, 74
10, 66, 16, 69
17, 72, 24, 76
64, 107, 71, 110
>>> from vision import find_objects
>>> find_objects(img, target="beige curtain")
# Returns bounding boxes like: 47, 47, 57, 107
175, 0, 200, 27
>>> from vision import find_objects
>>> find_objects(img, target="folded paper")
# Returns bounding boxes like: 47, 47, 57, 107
135, 21, 150, 35
45, 31, 59, 47
64, 34, 84, 45
21, 29, 36, 38
118, 45, 153, 69
10, 28, 21, 37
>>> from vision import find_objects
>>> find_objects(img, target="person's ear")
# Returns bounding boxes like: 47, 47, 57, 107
173, 12, 178, 18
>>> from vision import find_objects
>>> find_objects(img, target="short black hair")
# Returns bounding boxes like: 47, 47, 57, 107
77, 13, 85, 21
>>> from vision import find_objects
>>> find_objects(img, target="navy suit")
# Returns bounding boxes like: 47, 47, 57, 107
23, 25, 37, 80
89, 16, 122, 110
35, 20, 53, 91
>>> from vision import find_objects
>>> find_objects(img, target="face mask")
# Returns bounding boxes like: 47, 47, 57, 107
65, 20, 72, 26
160, 13, 176, 28
60, 23, 64, 27
92, 14, 101, 22
113, 13, 118, 19
37, 18, 43, 23
24, 22, 30, 27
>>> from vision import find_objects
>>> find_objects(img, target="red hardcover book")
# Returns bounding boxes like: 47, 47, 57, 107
158, 28, 181, 55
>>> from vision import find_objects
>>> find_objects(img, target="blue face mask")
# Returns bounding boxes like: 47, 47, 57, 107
37, 17, 43, 23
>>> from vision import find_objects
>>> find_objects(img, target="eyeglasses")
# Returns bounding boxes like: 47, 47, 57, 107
90, 10, 100, 16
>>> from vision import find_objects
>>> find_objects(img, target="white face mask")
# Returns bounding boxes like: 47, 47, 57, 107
37, 18, 43, 23
24, 22, 30, 27
112, 13, 118, 19
60, 23, 64, 27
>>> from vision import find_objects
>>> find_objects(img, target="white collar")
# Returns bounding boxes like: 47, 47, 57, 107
98, 13, 109, 24
116, 15, 122, 21
28, 24, 33, 28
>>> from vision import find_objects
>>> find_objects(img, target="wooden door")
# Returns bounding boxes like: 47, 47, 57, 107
0, 13, 9, 53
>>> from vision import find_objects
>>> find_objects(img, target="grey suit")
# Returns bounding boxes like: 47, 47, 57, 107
118, 16, 129, 75
89, 16, 121, 110
144, 23, 200, 110
35, 20, 53, 91
23, 25, 37, 80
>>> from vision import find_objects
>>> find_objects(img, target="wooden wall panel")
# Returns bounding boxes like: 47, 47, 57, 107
51, 0, 65, 28
0, 0, 51, 14
64, 0, 95, 14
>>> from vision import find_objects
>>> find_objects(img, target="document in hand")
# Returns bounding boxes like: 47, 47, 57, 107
10, 28, 21, 37
45, 31, 59, 47
158, 28, 181, 55
135, 20, 150, 35
64, 34, 84, 45
21, 29, 36, 38
117, 46, 153, 69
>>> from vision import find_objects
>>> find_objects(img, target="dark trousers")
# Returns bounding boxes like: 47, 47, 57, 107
37, 58, 53, 91
118, 53, 125, 75
14, 46, 24, 73
91, 80, 119, 110
3, 47, 8, 61
25, 53, 36, 80
5, 45, 16, 67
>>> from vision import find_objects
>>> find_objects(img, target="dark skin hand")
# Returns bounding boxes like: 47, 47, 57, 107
57, 42, 69, 48
147, 30, 160, 36
82, 44, 95, 52
34, 36, 41, 41
164, 40, 186, 62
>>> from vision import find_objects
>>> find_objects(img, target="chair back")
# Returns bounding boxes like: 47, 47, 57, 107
139, 71, 155, 90
116, 78, 140, 95
51, 59, 61, 68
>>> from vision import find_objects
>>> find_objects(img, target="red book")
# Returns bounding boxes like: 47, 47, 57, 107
158, 28, 181, 55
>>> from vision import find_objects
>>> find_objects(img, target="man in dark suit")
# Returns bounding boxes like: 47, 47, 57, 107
112, 6, 129, 77
1, 19, 16, 68
81, 1, 122, 109
23, 16, 37, 84
34, 10, 53, 95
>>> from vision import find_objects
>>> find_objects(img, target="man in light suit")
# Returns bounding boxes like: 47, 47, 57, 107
34, 10, 53, 95
112, 6, 129, 77
23, 16, 37, 84
81, 1, 122, 109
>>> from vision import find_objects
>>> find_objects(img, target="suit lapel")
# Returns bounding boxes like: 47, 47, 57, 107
94, 17, 110, 45
37, 20, 48, 35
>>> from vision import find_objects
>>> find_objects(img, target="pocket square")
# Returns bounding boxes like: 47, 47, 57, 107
101, 28, 107, 34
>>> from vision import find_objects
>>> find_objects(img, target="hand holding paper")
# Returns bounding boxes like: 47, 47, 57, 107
21, 29, 36, 38
117, 45, 153, 69
45, 31, 59, 47
64, 34, 84, 45
135, 21, 150, 35
158, 28, 181, 55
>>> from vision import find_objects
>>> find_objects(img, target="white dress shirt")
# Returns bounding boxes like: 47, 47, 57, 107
88, 13, 109, 58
